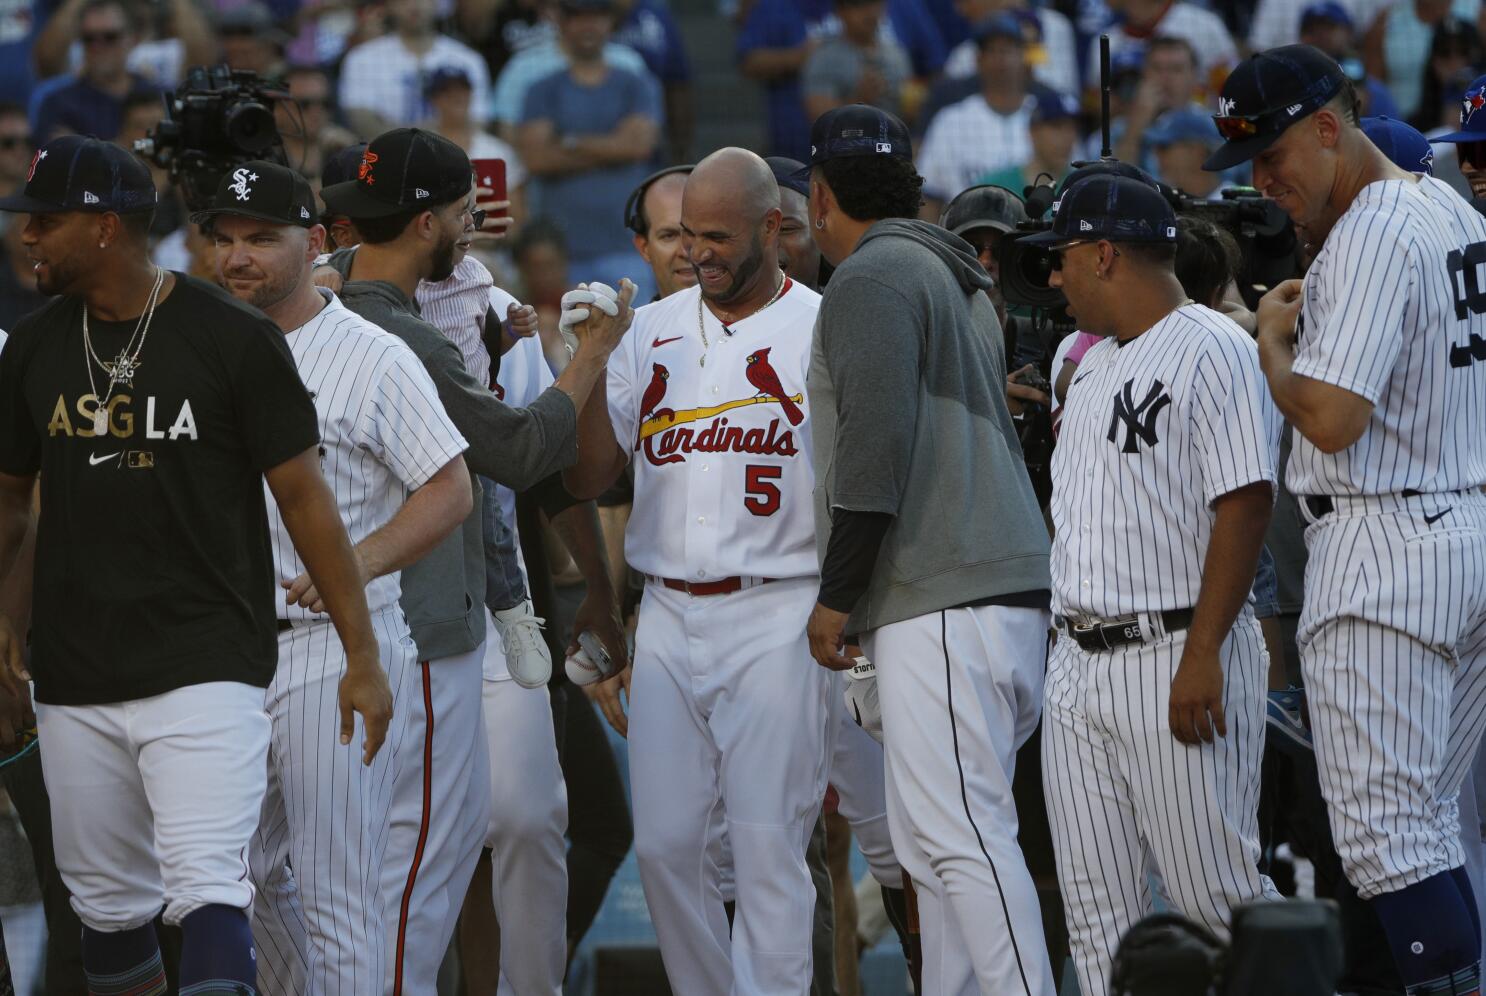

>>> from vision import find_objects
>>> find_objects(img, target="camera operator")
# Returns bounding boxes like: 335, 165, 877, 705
803, 104, 1057, 996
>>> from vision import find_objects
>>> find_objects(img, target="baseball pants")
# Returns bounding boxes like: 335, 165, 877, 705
864, 603, 1056, 996
629, 577, 830, 996
826, 670, 901, 888
479, 621, 568, 996
384, 644, 493, 996
1298, 491, 1486, 898
250, 610, 415, 996
1042, 612, 1278, 996
36, 681, 269, 931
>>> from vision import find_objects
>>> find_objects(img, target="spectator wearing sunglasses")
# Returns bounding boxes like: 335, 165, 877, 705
31, 0, 160, 143
0, 104, 30, 201
276, 66, 359, 191
1432, 71, 1486, 200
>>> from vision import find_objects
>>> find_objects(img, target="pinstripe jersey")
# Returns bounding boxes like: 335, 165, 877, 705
416, 256, 496, 389
1287, 176, 1486, 496
264, 289, 468, 621
1050, 304, 1280, 618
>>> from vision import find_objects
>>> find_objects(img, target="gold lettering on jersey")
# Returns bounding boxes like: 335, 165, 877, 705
47, 394, 199, 440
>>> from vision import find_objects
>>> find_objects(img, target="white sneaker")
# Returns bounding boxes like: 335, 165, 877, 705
493, 600, 551, 688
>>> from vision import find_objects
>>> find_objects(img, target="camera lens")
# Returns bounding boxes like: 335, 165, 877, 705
224, 101, 277, 153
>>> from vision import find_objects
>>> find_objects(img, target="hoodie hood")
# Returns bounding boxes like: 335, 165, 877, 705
325, 245, 422, 316
854, 218, 993, 295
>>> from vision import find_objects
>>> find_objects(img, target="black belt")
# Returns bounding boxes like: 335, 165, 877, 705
277, 619, 293, 633
1057, 609, 1194, 653
1303, 488, 1468, 520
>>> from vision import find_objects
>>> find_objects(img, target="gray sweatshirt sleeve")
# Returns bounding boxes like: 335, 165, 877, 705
820, 274, 922, 515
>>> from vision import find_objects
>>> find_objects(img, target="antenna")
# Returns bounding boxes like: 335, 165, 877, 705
1100, 34, 1113, 160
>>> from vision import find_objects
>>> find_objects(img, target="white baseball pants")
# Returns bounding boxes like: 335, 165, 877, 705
629, 577, 830, 996
864, 603, 1056, 996
826, 670, 900, 888
37, 681, 269, 931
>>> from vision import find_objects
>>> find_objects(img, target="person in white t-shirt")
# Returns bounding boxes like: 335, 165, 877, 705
1089, 0, 1238, 88
944, 0, 1078, 95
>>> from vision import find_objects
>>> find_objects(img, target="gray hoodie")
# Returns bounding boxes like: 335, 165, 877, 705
809, 219, 1051, 634
331, 254, 577, 661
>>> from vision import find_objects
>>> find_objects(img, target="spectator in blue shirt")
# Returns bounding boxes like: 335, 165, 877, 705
32, 0, 159, 143
614, 0, 693, 161
518, 0, 662, 301
0, 0, 59, 104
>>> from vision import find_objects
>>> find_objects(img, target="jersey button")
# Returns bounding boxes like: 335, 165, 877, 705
1081, 579, 1090, 588
698, 516, 706, 524
712, 386, 720, 394
701, 464, 709, 472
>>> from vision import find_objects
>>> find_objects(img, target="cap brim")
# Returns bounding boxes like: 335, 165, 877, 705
950, 219, 1014, 237
1202, 130, 1282, 171
1433, 130, 1485, 144
0, 193, 66, 213
320, 180, 410, 219
189, 206, 314, 228
1017, 230, 1077, 248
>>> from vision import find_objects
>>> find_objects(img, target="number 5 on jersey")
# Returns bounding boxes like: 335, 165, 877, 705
745, 465, 782, 516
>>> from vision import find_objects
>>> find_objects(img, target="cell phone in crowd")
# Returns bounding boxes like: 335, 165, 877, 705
471, 158, 507, 218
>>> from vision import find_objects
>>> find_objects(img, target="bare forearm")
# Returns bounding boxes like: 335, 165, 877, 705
0, 480, 34, 591
1187, 487, 1272, 654
573, 123, 658, 166
562, 370, 626, 499
355, 460, 472, 581
172, 0, 217, 68
740, 47, 812, 80
0, 484, 35, 628
34, 0, 85, 77
550, 500, 611, 592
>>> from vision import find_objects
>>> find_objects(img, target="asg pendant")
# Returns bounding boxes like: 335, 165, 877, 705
92, 408, 107, 436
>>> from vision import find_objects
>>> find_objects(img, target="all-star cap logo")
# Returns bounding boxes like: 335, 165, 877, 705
1463, 84, 1486, 125
26, 148, 45, 182
1218, 96, 1237, 117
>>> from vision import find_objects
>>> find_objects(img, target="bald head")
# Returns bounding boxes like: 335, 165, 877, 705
682, 147, 784, 309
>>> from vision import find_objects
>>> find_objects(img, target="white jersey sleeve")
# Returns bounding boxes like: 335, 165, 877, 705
356, 346, 469, 491
1191, 329, 1279, 505
606, 326, 642, 461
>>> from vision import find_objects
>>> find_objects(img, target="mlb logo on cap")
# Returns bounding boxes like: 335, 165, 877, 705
1018, 174, 1178, 249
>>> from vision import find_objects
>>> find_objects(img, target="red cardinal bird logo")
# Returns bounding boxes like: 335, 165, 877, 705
745, 348, 803, 425
640, 363, 670, 422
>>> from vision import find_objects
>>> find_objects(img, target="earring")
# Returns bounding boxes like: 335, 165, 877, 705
814, 217, 825, 230
98, 242, 106, 248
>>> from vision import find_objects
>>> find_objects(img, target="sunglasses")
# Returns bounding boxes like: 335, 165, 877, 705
471, 208, 487, 229
1459, 140, 1486, 170
296, 97, 331, 110
1047, 241, 1119, 270
81, 29, 124, 45
0, 136, 29, 150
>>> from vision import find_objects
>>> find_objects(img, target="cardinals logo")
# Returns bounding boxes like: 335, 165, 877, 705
745, 348, 803, 426
358, 149, 379, 185
1463, 85, 1486, 126
635, 354, 805, 466
640, 363, 671, 425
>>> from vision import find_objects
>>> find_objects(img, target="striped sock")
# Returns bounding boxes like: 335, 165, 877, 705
177, 905, 256, 995
81, 923, 166, 996
1406, 966, 1481, 996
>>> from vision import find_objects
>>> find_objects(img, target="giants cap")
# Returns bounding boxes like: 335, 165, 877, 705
0, 135, 157, 215
1019, 174, 1177, 250
190, 160, 319, 227
1203, 44, 1348, 171
320, 128, 471, 220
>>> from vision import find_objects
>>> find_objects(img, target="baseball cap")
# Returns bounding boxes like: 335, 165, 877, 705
557, 0, 614, 12
765, 156, 810, 199
321, 142, 368, 189
0, 135, 157, 215
320, 128, 471, 219
189, 160, 318, 227
1019, 174, 1177, 249
1031, 91, 1080, 126
800, 104, 913, 172
425, 66, 472, 97
1147, 106, 1221, 149
1299, 1, 1353, 31
1202, 44, 1349, 171
1434, 73, 1486, 142
1362, 116, 1435, 175
1056, 159, 1159, 195
939, 184, 1028, 236
973, 13, 1027, 47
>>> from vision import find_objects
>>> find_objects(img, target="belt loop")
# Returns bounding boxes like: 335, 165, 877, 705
1138, 611, 1161, 643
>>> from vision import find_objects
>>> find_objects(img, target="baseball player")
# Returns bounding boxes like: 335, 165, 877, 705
1025, 174, 1282, 994
1209, 46, 1486, 995
0, 136, 390, 995
200, 161, 473, 996
563, 147, 831, 994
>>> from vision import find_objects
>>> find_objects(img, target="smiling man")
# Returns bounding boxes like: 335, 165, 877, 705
1207, 44, 1486, 996
629, 165, 696, 301
200, 159, 473, 996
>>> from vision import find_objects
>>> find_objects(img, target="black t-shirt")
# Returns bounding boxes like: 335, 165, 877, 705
0, 274, 320, 706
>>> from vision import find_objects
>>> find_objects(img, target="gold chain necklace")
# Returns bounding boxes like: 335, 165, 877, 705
695, 272, 787, 368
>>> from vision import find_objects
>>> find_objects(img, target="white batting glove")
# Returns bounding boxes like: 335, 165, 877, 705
558, 282, 622, 333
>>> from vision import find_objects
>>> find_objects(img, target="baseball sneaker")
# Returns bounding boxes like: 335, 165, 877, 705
1266, 687, 1313, 755
493, 600, 552, 689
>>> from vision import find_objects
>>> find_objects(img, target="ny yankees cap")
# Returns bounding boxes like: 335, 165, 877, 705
939, 184, 1027, 236
190, 160, 318, 228
1433, 73, 1486, 142
1202, 44, 1349, 171
1361, 116, 1435, 176
0, 134, 157, 215
320, 128, 471, 220
800, 104, 913, 172
1018, 174, 1177, 249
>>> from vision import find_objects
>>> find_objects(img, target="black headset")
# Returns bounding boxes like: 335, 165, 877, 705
623, 164, 695, 236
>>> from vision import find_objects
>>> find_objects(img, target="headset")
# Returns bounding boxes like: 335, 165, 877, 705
624, 163, 695, 236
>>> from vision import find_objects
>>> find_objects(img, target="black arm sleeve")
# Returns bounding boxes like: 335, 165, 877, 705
527, 470, 582, 518
817, 508, 893, 614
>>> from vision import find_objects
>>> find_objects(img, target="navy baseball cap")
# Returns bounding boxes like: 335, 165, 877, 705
765, 156, 810, 199
1434, 73, 1486, 142
1362, 116, 1435, 175
1147, 106, 1221, 149
1203, 44, 1349, 171
425, 66, 473, 97
321, 142, 368, 189
939, 185, 1028, 236
1019, 174, 1177, 249
1300, 1, 1353, 31
1031, 91, 1080, 126
190, 160, 319, 227
0, 135, 157, 215
973, 13, 1028, 47
801, 104, 913, 171
1056, 159, 1158, 195
320, 128, 471, 220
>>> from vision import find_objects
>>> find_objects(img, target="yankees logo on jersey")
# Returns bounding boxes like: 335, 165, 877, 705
1051, 304, 1280, 619
1288, 175, 1486, 496
607, 282, 821, 582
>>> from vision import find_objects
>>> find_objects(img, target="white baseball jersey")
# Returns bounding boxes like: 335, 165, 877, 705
607, 281, 820, 582
417, 256, 497, 390
1050, 304, 1279, 618
1287, 176, 1486, 497
264, 290, 468, 621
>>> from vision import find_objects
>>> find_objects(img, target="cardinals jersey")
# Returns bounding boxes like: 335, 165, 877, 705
1287, 176, 1486, 496
608, 280, 820, 582
1050, 304, 1279, 619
